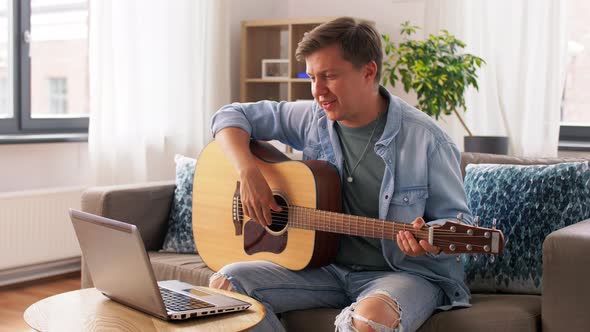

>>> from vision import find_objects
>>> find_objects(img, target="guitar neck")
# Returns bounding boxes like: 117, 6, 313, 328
289, 206, 429, 242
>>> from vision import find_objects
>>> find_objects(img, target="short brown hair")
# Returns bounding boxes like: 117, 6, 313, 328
295, 17, 383, 84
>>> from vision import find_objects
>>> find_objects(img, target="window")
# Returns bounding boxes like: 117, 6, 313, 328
0, 78, 9, 116
561, 0, 590, 143
0, 0, 88, 136
48, 77, 67, 114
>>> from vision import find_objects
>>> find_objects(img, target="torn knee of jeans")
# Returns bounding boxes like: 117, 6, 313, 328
359, 291, 401, 317
334, 290, 402, 332
208, 272, 235, 292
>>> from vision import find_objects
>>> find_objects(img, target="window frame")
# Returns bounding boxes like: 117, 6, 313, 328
559, 125, 590, 142
0, 0, 88, 136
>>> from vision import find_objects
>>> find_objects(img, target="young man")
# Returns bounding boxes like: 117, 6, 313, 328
209, 17, 473, 332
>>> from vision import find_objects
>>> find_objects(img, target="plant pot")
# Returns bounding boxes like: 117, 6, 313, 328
464, 136, 509, 155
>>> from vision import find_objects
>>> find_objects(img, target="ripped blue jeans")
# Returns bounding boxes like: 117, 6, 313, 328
210, 261, 445, 332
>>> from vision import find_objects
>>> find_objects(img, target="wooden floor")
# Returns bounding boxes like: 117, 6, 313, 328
0, 273, 80, 332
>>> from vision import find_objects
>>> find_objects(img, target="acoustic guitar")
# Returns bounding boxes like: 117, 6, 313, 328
192, 141, 504, 272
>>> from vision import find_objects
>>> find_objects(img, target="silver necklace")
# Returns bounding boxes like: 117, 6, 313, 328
342, 118, 381, 183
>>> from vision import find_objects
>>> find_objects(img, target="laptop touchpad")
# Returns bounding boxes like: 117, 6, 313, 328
184, 288, 213, 297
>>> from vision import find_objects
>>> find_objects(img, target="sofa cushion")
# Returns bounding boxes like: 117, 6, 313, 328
148, 251, 214, 287
281, 294, 541, 332
418, 294, 541, 332
161, 154, 198, 253
459, 152, 589, 179
463, 162, 590, 294
81, 182, 175, 251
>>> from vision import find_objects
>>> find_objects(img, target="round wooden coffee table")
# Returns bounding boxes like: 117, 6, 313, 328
24, 287, 265, 331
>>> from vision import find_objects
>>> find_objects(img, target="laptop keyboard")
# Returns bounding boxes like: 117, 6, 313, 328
159, 287, 214, 312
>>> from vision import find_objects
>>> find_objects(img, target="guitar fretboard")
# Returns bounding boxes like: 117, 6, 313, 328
288, 206, 428, 241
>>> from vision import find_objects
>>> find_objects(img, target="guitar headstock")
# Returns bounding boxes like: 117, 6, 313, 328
433, 219, 504, 255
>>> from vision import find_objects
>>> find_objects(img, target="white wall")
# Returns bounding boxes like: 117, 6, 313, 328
286, 0, 425, 40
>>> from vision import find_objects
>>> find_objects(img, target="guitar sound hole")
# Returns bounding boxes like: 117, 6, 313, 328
269, 195, 288, 233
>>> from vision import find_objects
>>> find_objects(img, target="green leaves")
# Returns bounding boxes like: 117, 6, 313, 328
382, 22, 485, 135
400, 21, 420, 36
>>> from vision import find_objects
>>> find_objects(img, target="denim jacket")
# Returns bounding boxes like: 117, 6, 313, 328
211, 86, 474, 309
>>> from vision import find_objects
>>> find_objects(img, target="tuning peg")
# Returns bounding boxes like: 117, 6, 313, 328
456, 213, 463, 224
490, 255, 495, 263
474, 216, 479, 227
492, 218, 497, 230
472, 254, 477, 262
456, 255, 461, 263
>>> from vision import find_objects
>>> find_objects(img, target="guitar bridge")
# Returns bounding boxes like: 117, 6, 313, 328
232, 181, 243, 235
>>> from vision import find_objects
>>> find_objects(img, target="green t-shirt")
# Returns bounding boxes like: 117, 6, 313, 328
333, 111, 390, 271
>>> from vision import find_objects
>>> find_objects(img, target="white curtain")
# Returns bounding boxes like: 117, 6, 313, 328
88, 0, 229, 185
426, 0, 567, 157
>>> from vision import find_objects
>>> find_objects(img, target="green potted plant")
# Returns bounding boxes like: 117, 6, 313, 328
382, 22, 508, 154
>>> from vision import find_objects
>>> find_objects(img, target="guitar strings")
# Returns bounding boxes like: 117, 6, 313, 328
235, 201, 476, 233
235, 204, 494, 250
235, 211, 493, 250
236, 205, 488, 238
235, 212, 492, 241
236, 202, 430, 236
235, 202, 492, 238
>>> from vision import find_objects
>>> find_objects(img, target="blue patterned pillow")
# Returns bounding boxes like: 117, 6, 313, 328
463, 162, 590, 294
161, 154, 197, 253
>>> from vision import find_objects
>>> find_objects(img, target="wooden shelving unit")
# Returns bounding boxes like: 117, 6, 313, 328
240, 17, 336, 103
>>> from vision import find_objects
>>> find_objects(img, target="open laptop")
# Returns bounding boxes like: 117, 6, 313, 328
69, 209, 251, 320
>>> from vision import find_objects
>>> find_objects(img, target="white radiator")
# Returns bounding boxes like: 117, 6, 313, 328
0, 187, 84, 274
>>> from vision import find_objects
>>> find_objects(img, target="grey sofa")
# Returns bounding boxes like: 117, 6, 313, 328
81, 152, 590, 331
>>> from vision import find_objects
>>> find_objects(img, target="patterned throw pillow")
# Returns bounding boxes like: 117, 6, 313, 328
161, 154, 197, 253
463, 162, 590, 294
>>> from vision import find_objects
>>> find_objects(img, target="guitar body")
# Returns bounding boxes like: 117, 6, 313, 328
193, 141, 341, 272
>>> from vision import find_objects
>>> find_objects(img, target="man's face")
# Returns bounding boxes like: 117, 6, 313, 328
305, 44, 376, 127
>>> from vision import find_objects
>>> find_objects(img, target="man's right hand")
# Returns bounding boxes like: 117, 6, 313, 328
239, 166, 282, 227
214, 127, 282, 228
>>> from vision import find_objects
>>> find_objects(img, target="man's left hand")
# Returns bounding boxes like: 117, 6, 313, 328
396, 218, 441, 257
